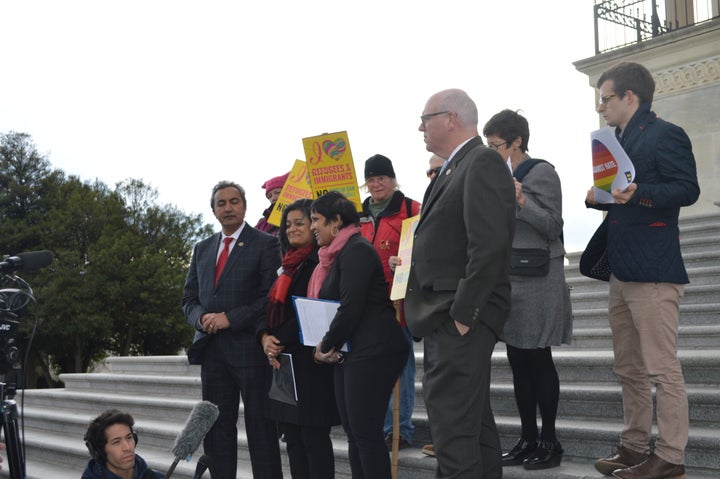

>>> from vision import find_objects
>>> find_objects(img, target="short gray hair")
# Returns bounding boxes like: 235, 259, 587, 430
436, 89, 478, 127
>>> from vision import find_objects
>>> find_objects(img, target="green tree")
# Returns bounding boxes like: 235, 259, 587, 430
1, 131, 212, 386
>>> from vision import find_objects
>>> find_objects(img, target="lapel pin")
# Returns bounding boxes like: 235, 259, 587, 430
237, 242, 244, 247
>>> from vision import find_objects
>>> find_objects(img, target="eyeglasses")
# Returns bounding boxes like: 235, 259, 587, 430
426, 167, 441, 178
420, 111, 449, 126
598, 94, 617, 106
487, 141, 507, 150
366, 175, 390, 186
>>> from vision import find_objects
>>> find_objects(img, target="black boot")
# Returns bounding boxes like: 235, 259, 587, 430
501, 438, 537, 466
523, 440, 563, 470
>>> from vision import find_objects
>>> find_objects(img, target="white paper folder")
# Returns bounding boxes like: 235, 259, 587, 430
291, 296, 349, 352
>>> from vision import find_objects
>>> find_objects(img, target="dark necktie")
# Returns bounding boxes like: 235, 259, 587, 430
214, 237, 233, 286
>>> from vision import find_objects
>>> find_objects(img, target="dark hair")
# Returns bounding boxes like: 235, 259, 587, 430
311, 191, 360, 228
596, 61, 655, 104
210, 181, 247, 209
482, 109, 530, 153
279, 198, 316, 252
84, 409, 136, 463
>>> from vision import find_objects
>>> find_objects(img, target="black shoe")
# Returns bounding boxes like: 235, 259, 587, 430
501, 438, 537, 466
523, 440, 563, 470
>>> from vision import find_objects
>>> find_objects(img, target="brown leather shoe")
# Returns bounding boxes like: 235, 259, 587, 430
612, 453, 685, 478
595, 445, 647, 475
421, 444, 435, 457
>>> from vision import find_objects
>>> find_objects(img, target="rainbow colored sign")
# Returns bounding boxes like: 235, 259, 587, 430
590, 127, 635, 204
592, 140, 618, 193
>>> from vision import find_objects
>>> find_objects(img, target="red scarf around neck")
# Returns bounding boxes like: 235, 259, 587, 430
267, 244, 314, 329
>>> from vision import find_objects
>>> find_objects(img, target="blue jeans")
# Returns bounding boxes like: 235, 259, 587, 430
383, 326, 416, 442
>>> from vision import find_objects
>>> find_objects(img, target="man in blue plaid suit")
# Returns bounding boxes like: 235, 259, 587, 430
183, 181, 283, 479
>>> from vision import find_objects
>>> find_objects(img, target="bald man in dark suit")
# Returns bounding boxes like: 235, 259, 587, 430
405, 89, 516, 479
182, 181, 283, 479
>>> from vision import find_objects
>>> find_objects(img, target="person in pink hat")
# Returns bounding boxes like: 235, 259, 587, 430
256, 172, 290, 236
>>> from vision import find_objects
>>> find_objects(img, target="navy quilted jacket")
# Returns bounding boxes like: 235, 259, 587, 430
588, 103, 700, 283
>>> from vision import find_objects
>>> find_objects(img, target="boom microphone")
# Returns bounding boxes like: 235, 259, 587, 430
165, 401, 219, 479
0, 251, 54, 275
192, 454, 211, 479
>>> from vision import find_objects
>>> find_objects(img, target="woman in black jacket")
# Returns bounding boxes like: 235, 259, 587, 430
308, 191, 409, 479
258, 198, 339, 479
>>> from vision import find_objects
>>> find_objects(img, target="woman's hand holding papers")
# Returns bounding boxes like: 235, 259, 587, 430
262, 333, 285, 369
313, 342, 344, 364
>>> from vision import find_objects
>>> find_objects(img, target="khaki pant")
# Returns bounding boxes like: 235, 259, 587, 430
608, 275, 689, 465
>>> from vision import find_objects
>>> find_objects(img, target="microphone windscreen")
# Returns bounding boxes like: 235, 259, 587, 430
171, 401, 219, 460
17, 250, 54, 271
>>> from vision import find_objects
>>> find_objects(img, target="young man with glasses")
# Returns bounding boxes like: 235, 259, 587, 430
584, 62, 699, 479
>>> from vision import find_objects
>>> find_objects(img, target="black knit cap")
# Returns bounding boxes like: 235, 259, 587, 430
364, 154, 396, 179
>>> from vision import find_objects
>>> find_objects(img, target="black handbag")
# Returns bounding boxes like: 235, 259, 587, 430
579, 216, 611, 281
510, 248, 550, 277
509, 158, 556, 278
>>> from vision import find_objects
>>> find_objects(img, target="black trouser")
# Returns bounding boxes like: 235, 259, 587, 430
201, 345, 283, 479
283, 422, 334, 479
334, 352, 406, 479
424, 320, 501, 479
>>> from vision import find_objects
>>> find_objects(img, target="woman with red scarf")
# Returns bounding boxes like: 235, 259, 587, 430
257, 198, 339, 479
308, 191, 409, 479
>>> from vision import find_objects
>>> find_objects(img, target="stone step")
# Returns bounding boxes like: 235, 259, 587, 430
565, 262, 720, 295
569, 324, 720, 349
564, 244, 720, 276
17, 391, 200, 429
453, 349, 719, 387
677, 213, 720, 238
407, 383, 720, 429
570, 302, 720, 329
570, 282, 720, 310
413, 382, 720, 428
71, 349, 720, 397
679, 236, 720, 256
95, 355, 202, 377
58, 372, 202, 398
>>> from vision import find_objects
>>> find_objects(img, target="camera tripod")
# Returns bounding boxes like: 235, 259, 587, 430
1, 382, 25, 479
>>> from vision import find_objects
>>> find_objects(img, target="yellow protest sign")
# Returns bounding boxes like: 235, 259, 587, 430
268, 160, 313, 227
390, 215, 420, 301
302, 131, 362, 211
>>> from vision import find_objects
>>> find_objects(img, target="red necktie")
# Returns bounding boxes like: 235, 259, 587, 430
214, 237, 233, 286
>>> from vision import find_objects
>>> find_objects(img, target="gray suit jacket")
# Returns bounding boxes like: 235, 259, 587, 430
405, 137, 516, 338
182, 224, 281, 366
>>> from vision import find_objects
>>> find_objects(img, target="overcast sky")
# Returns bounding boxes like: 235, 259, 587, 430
1, 0, 604, 252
